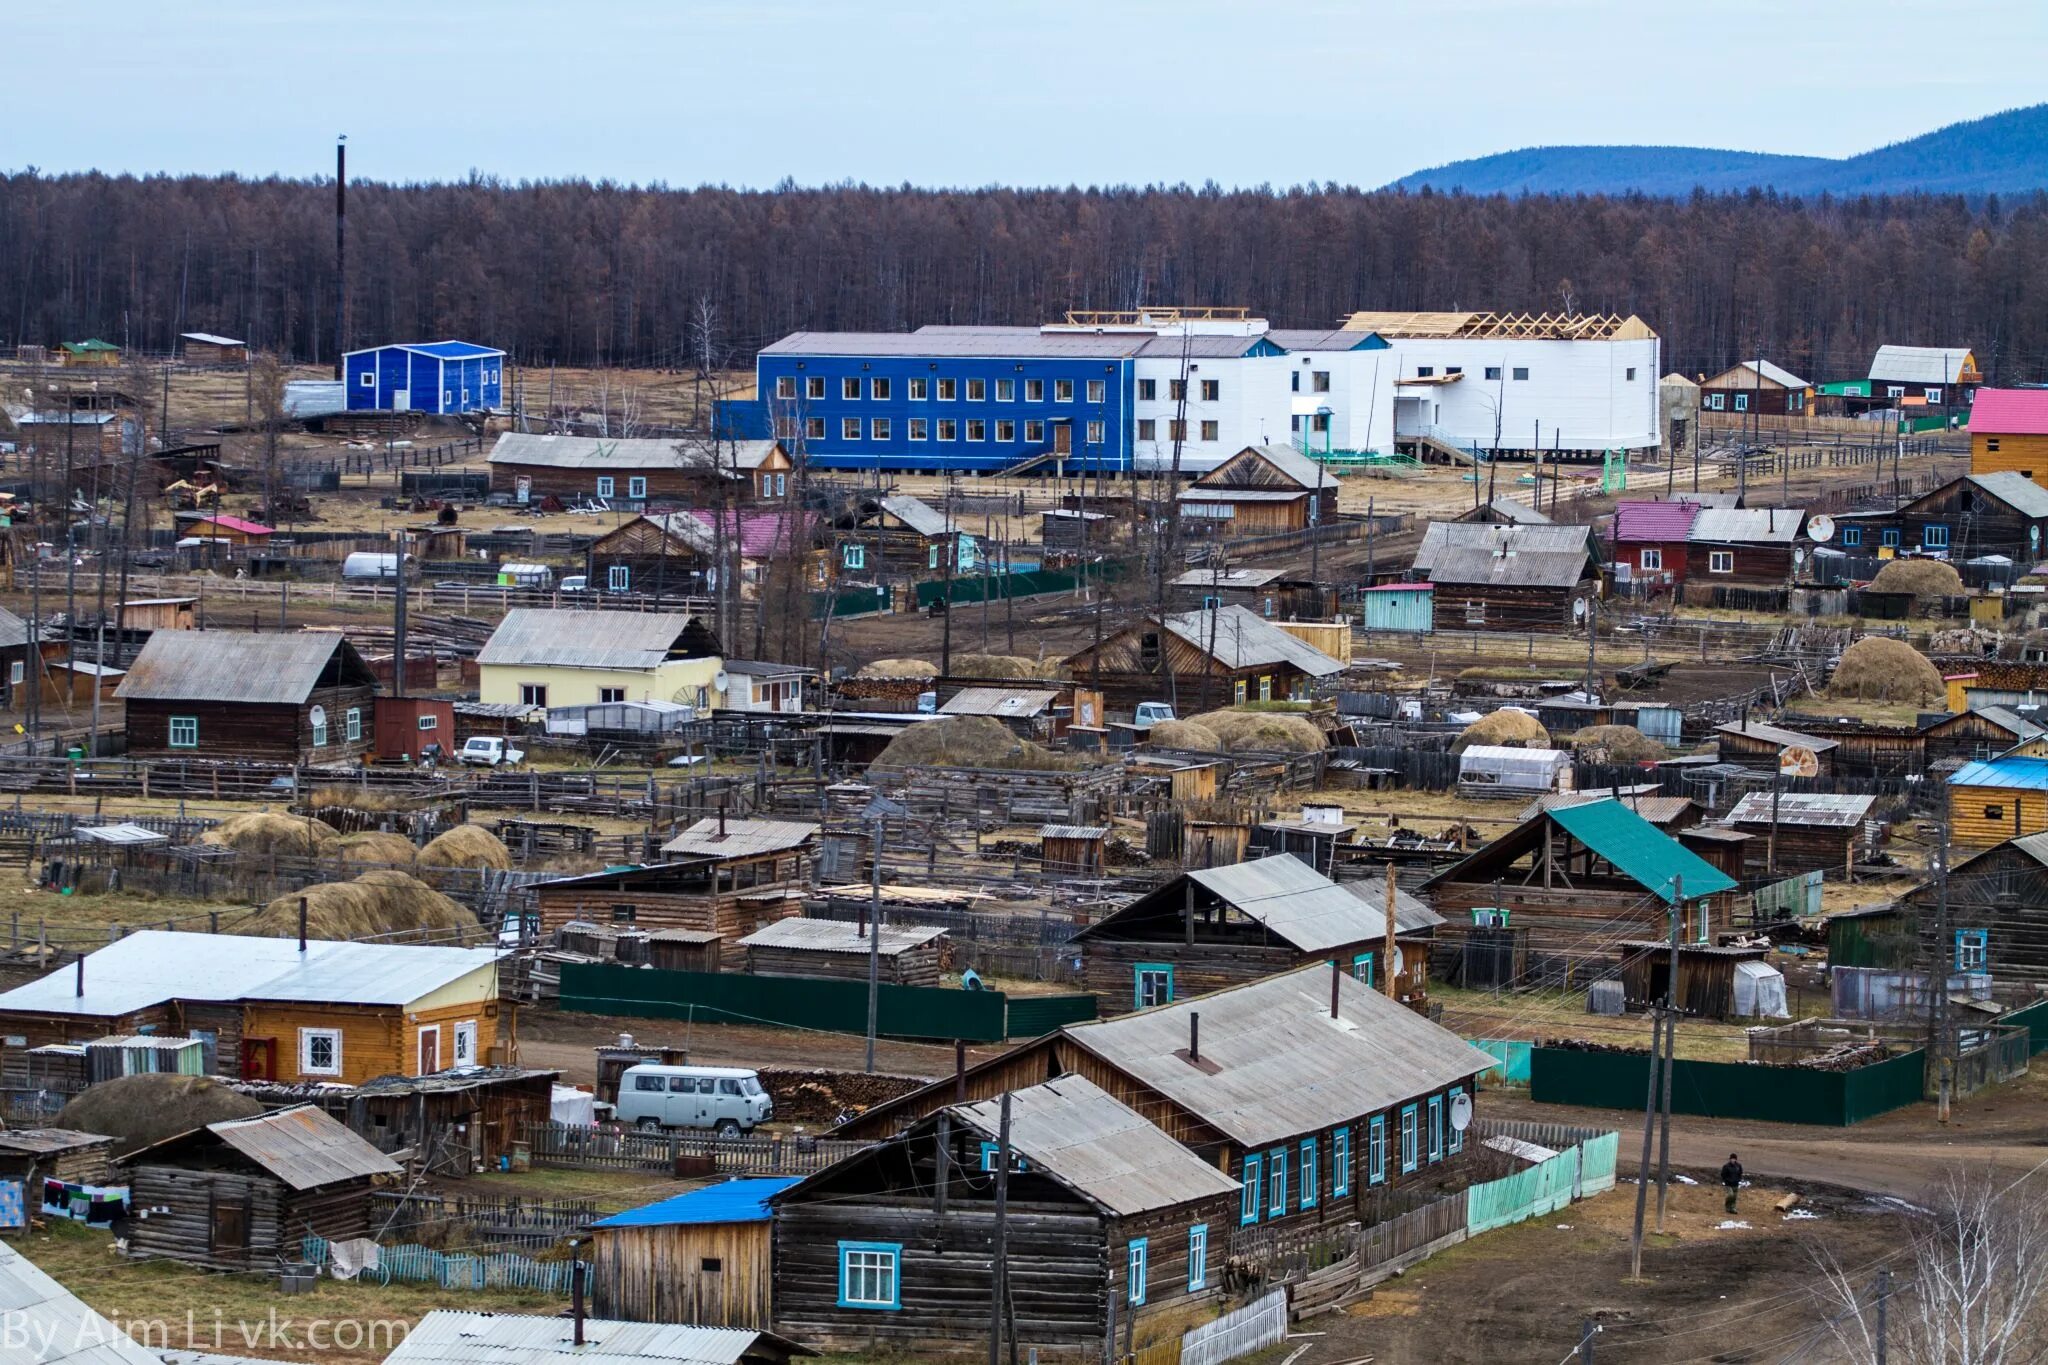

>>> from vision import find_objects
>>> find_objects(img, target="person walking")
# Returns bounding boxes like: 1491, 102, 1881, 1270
1720, 1153, 1744, 1214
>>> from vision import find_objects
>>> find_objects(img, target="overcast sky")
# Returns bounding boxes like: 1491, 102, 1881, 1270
7, 0, 2042, 188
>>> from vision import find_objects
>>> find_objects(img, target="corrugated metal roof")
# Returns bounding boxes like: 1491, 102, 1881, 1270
1412, 522, 1597, 574
1964, 470, 2048, 519
1869, 345, 1973, 385
491, 433, 737, 471
1687, 507, 1806, 544
1079, 855, 1425, 955
1949, 757, 2048, 792
1967, 705, 2048, 741
1199, 444, 1328, 491
662, 818, 819, 859
1546, 800, 1738, 901
180, 332, 246, 347
1171, 567, 1292, 589
1335, 878, 1447, 935
1711, 359, 1809, 390
949, 1076, 1241, 1217
1425, 545, 1593, 589
0, 1240, 168, 1364
1724, 792, 1876, 827
1970, 389, 2048, 437
1039, 824, 1108, 840
0, 606, 30, 650
763, 329, 1149, 359
939, 687, 1059, 718
592, 1176, 799, 1229
1133, 335, 1274, 358
71, 823, 169, 846
477, 609, 700, 671
198, 1105, 401, 1190
691, 507, 815, 559
343, 340, 503, 361
0, 1128, 112, 1155
1612, 500, 1701, 543
1531, 790, 1695, 827
1471, 496, 1552, 525
1265, 328, 1384, 352
877, 494, 956, 538
1160, 606, 1347, 676
737, 918, 945, 956
386, 1310, 804, 1365
1065, 965, 1496, 1149
115, 631, 361, 704
1715, 720, 1839, 753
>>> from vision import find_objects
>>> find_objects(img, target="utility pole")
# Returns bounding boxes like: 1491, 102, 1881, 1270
1578, 1319, 1597, 1364
1655, 874, 1682, 1232
865, 812, 882, 1075
1382, 862, 1398, 997
987, 1091, 1012, 1365
1931, 811, 1952, 1123
333, 136, 347, 381
1874, 1266, 1890, 1365
392, 529, 409, 699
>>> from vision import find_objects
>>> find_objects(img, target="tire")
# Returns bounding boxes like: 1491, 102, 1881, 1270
715, 1119, 743, 1140
636, 1118, 663, 1133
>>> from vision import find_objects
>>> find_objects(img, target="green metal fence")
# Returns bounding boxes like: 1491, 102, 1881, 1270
914, 561, 1123, 609
1529, 1046, 1926, 1126
1469, 1039, 1532, 1086
2002, 998, 2048, 1055
1005, 993, 1099, 1039
810, 584, 893, 619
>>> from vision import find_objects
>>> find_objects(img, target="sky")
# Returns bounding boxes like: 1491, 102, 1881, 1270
6, 0, 2044, 189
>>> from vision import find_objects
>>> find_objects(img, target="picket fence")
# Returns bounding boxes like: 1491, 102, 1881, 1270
1177, 1289, 1288, 1365
300, 1236, 580, 1294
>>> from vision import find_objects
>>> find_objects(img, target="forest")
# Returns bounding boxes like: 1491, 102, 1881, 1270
4, 171, 2047, 385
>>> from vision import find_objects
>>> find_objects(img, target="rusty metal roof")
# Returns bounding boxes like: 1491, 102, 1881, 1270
115, 630, 365, 704
201, 1105, 401, 1190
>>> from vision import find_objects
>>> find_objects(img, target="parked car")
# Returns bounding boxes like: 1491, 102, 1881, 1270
1133, 701, 1177, 727
458, 736, 526, 767
558, 575, 589, 593
614, 1064, 774, 1138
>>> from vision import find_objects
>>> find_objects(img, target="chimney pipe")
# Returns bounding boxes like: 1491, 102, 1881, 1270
571, 1246, 587, 1346
298, 896, 309, 953
718, 801, 727, 838
1331, 956, 1341, 1019
954, 1039, 967, 1101
1189, 1011, 1200, 1063
74, 954, 83, 999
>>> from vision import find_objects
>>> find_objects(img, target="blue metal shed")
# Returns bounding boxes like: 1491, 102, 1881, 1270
343, 340, 505, 414
591, 1176, 800, 1228
1361, 582, 1434, 633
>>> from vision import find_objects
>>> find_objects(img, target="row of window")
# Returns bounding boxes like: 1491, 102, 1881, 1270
1137, 419, 1221, 443
1237, 1093, 1463, 1227
1134, 378, 1221, 402
778, 375, 1106, 404
804, 416, 1106, 446
168, 708, 365, 749
297, 1018, 476, 1077
834, 1223, 1212, 1313
516, 684, 713, 709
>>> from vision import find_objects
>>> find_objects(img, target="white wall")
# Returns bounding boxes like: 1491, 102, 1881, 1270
1130, 354, 1293, 473
1385, 337, 1662, 452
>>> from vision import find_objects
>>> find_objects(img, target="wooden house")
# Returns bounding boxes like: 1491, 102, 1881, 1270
1684, 507, 1805, 598
16, 411, 122, 457
1948, 756, 2048, 847
1420, 798, 1739, 960
1715, 719, 1837, 777
1039, 508, 1115, 554
384, 1310, 808, 1365
1890, 832, 2048, 986
722, 660, 813, 714
180, 513, 275, 546
663, 817, 818, 883
1833, 471, 2048, 562
476, 608, 727, 711
1970, 389, 2048, 489
246, 1066, 558, 1176
1723, 792, 1877, 877
531, 856, 806, 964
1171, 566, 1324, 618
1699, 359, 1811, 416
1678, 825, 1754, 885
1923, 706, 2048, 766
1610, 499, 1701, 596
1177, 444, 1338, 535
1864, 345, 1980, 418
739, 918, 946, 986
116, 597, 197, 631
1069, 855, 1442, 1014
774, 1077, 1241, 1355
1061, 605, 1346, 710
123, 1105, 399, 1271
1457, 497, 1552, 526
487, 433, 791, 505
117, 631, 379, 764
0, 607, 50, 712
57, 338, 121, 367
0, 1128, 115, 1187
585, 513, 714, 597
1411, 522, 1600, 632
592, 1176, 801, 1328
1041, 823, 1108, 876
179, 333, 248, 366
1359, 582, 1435, 633
0, 932, 507, 1085
848, 494, 976, 575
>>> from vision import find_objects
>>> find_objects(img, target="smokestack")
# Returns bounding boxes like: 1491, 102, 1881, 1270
333, 137, 347, 380
718, 801, 726, 837
571, 1248, 587, 1346
1331, 956, 1341, 1019
1189, 1011, 1200, 1063
298, 896, 309, 953
74, 954, 83, 999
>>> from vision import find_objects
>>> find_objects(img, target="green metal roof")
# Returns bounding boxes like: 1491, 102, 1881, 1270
60, 338, 120, 354
1547, 799, 1737, 902
1817, 379, 1870, 396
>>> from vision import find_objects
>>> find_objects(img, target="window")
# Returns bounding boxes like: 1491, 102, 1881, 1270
299, 1028, 342, 1077
169, 715, 198, 749
774, 376, 796, 400
1240, 1154, 1263, 1224
1709, 551, 1734, 574
417, 714, 438, 732
1881, 528, 1901, 548
608, 565, 631, 592
842, 544, 865, 570
1312, 370, 1330, 393
908, 418, 928, 441
1055, 379, 1075, 402
1465, 600, 1486, 626
1984, 804, 2004, 821
1400, 1103, 1419, 1173
995, 378, 1014, 401
1639, 548, 1663, 571
1887, 385, 1906, 399
1841, 527, 1862, 547
937, 419, 958, 441
871, 377, 891, 401
358, 371, 375, 388
1927, 388, 1944, 404
1199, 420, 1218, 442
520, 684, 547, 708
1259, 675, 1273, 702
775, 472, 786, 496
7, 661, 20, 687
1448, 1087, 1465, 1154
1986, 438, 2001, 452
1706, 393, 1726, 411
1416, 366, 1434, 378
1428, 1095, 1444, 1163
1233, 679, 1248, 704
837, 1242, 900, 1310
908, 377, 928, 400
599, 687, 627, 704
841, 417, 861, 441
1168, 419, 1187, 442
597, 476, 616, 498
1350, 953, 1374, 987
311, 711, 328, 747
1446, 366, 1462, 377
937, 378, 958, 401
1333, 1128, 1351, 1197
1312, 413, 1330, 433
1137, 419, 1156, 441
1267, 1147, 1287, 1216
1138, 378, 1157, 401
1087, 379, 1106, 403
611, 903, 636, 923
1291, 371, 1300, 392
1024, 420, 1044, 443
1088, 420, 1106, 445
1368, 1116, 1387, 1184
1956, 929, 1989, 971
1626, 367, 1638, 381
928, 545, 940, 569
1513, 367, 1530, 381
841, 377, 860, 400
1025, 379, 1044, 402
1200, 379, 1219, 401
1300, 1138, 1319, 1208
805, 417, 826, 441
871, 418, 891, 441
966, 378, 986, 401
453, 1020, 477, 1066
1924, 524, 1950, 549
1127, 1239, 1147, 1306
966, 419, 987, 442
806, 376, 826, 400
1134, 963, 1174, 1009
996, 420, 1015, 442
1187, 1224, 1208, 1291
1168, 379, 1186, 401
628, 476, 647, 499
1484, 366, 1502, 381
345, 707, 362, 742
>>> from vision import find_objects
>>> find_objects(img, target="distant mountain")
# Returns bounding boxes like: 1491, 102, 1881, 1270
1388, 104, 2048, 197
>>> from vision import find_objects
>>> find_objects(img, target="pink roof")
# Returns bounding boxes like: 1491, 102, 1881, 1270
198, 515, 274, 536
1612, 500, 1699, 543
692, 507, 814, 559
1969, 388, 2048, 437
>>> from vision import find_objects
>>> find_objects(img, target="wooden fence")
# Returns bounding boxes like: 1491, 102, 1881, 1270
370, 1191, 601, 1249
301, 1234, 579, 1294
519, 1121, 869, 1175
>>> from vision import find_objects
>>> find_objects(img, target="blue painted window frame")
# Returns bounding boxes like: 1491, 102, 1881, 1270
1924, 524, 1950, 548
1350, 952, 1374, 987
1881, 528, 1901, 548
1332, 1127, 1351, 1197
1428, 1095, 1444, 1163
842, 544, 864, 570
1300, 1137, 1319, 1208
1956, 928, 1989, 971
1840, 526, 1862, 547
1267, 1146, 1287, 1216
627, 476, 647, 500
1127, 1238, 1148, 1305
978, 1141, 1028, 1174
169, 716, 198, 749
1239, 1154, 1262, 1225
1134, 962, 1175, 1009
1400, 1104, 1419, 1174
1368, 1116, 1386, 1185
1187, 1223, 1208, 1292
596, 476, 615, 498
836, 1240, 901, 1310
1448, 1088, 1465, 1154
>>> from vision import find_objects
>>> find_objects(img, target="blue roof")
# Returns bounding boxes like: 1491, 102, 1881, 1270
590, 1177, 800, 1229
1950, 757, 2048, 792
346, 340, 504, 361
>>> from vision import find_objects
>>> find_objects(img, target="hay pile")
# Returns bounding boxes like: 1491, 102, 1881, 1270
201, 811, 336, 857
857, 658, 938, 680
951, 653, 1057, 680
235, 869, 481, 943
1570, 724, 1666, 764
335, 830, 419, 865
1868, 558, 1964, 601
1148, 719, 1224, 752
419, 824, 513, 871
60, 1074, 264, 1158
1452, 709, 1551, 755
872, 716, 1076, 770
1189, 709, 1326, 754
1829, 637, 1946, 704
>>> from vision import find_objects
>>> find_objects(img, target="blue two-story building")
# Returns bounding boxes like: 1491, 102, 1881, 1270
344, 340, 506, 414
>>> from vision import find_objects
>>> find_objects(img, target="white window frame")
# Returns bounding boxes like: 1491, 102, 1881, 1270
299, 1028, 342, 1077
311, 713, 328, 748
169, 715, 199, 749
937, 419, 957, 441
1087, 379, 1105, 403
995, 378, 1014, 401
1025, 379, 1044, 402
1089, 420, 1107, 445
1187, 1224, 1208, 1291
805, 417, 826, 441
908, 418, 928, 441
345, 707, 362, 742
596, 476, 615, 498
453, 1020, 478, 1066
805, 376, 826, 400
775, 473, 786, 496
599, 687, 627, 704
608, 565, 631, 591
1639, 548, 1662, 571
1887, 385, 1906, 399
996, 420, 1015, 442
8, 661, 22, 686
417, 714, 438, 732
775, 376, 796, 400
520, 683, 548, 708
839, 1243, 900, 1310
359, 371, 375, 388
1707, 394, 1725, 410
1709, 550, 1734, 574
1054, 379, 1074, 403
965, 378, 986, 401
841, 417, 861, 441
966, 419, 986, 442
841, 376, 860, 401
871, 418, 891, 441
936, 378, 958, 401
908, 377, 928, 400
1927, 388, 1943, 404
871, 376, 891, 400
1024, 420, 1045, 443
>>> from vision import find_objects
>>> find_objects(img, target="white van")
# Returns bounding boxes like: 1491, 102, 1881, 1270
615, 1064, 773, 1137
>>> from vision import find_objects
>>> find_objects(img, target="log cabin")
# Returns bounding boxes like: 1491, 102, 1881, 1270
1061, 605, 1346, 710
531, 856, 806, 965
1177, 444, 1339, 535
122, 1105, 399, 1271
117, 631, 379, 764
1862, 345, 1980, 420
1723, 792, 1878, 877
1948, 756, 2048, 847
738, 918, 947, 986
1069, 855, 1441, 1014
1890, 831, 2048, 986
1410, 522, 1600, 632
178, 333, 248, 366
383, 1311, 809, 1365
844, 494, 977, 576
1698, 359, 1811, 416
1923, 706, 2048, 766
486, 433, 791, 505
592, 1176, 801, 1329
1683, 507, 1805, 602
774, 1076, 1240, 1355
0, 932, 507, 1085
0, 1129, 115, 1188
1715, 719, 1837, 777
585, 513, 717, 598
1970, 389, 2048, 490
1831, 471, 2048, 562
1170, 566, 1325, 618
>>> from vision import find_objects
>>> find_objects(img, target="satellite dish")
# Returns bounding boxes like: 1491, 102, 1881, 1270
1390, 944, 1405, 978
1807, 514, 1835, 544
712, 671, 731, 692
309, 705, 327, 730
1778, 745, 1821, 780
1572, 598, 1588, 621
1450, 1091, 1474, 1133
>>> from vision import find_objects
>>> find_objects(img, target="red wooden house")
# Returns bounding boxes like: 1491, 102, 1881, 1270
1610, 500, 1700, 597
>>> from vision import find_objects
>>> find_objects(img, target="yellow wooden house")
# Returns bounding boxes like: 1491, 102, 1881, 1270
475, 607, 727, 711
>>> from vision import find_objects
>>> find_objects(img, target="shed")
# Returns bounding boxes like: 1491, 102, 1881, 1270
1459, 744, 1571, 796
1723, 792, 1878, 876
0, 1128, 116, 1186
384, 1309, 809, 1365
647, 928, 725, 974
58, 338, 121, 367
737, 918, 947, 987
530, 859, 801, 962
373, 695, 457, 762
1040, 823, 1109, 876
117, 597, 197, 631
123, 1105, 400, 1270
1615, 941, 1774, 1019
1715, 719, 1838, 776
1360, 582, 1435, 633
592, 1176, 801, 1328
180, 333, 248, 366
1948, 756, 2048, 847
936, 686, 1061, 739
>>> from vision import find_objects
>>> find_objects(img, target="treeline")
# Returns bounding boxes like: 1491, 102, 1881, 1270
4, 171, 2047, 383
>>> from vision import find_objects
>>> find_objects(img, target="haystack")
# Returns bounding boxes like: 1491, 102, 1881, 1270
952, 653, 1057, 680
1868, 558, 1964, 602
59, 1074, 263, 1158
336, 830, 419, 866
1189, 709, 1326, 754
201, 810, 337, 858
1452, 709, 1551, 755
872, 715, 1075, 770
418, 824, 513, 871
235, 869, 481, 943
1829, 636, 1945, 704
857, 658, 938, 680
1570, 724, 1666, 764
1148, 719, 1224, 752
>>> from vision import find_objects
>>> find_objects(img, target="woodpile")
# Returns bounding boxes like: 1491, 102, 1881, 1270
1784, 1040, 1893, 1071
